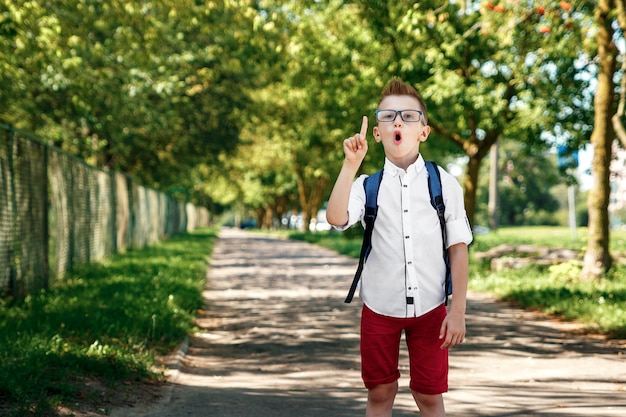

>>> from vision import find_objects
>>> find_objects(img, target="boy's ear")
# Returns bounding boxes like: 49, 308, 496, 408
419, 125, 431, 142
373, 126, 382, 143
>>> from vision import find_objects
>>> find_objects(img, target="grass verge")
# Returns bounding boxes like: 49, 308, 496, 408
290, 226, 626, 339
0, 228, 217, 416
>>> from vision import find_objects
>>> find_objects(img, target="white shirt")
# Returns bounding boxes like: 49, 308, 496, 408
338, 156, 473, 318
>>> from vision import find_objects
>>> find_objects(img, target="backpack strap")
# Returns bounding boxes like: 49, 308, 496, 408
344, 170, 383, 303
425, 161, 452, 305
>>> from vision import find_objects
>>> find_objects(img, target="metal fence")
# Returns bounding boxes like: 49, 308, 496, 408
0, 121, 210, 299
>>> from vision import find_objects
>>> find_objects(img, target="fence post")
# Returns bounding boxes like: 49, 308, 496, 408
42, 142, 50, 290
6, 124, 19, 298
110, 170, 117, 254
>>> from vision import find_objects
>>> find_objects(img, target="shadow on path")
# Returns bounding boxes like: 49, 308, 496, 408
112, 228, 626, 417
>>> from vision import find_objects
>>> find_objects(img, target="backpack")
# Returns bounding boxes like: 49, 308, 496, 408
344, 161, 452, 305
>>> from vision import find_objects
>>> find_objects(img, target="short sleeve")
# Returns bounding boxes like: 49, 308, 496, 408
332, 174, 367, 231
440, 169, 473, 247
446, 217, 473, 247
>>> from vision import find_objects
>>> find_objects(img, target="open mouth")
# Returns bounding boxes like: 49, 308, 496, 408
394, 130, 402, 144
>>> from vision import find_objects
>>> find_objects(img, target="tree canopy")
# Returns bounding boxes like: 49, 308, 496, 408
0, 0, 610, 235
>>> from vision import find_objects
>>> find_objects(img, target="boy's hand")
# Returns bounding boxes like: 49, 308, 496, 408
439, 310, 466, 349
343, 116, 368, 163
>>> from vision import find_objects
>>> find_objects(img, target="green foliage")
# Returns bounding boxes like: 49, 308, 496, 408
0, 229, 216, 415
1, 0, 601, 229
1, 0, 281, 191
350, 1, 594, 225
474, 141, 564, 227
294, 226, 626, 338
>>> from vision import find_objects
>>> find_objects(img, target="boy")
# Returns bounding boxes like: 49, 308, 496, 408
326, 78, 473, 417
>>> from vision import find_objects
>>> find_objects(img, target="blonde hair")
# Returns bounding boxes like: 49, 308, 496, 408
378, 78, 428, 124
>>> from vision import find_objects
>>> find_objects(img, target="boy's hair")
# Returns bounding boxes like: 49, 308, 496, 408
378, 78, 428, 124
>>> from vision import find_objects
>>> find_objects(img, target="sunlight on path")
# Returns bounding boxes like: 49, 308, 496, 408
112, 228, 626, 417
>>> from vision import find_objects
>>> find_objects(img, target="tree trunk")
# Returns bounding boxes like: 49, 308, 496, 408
581, 0, 616, 280
463, 154, 481, 228
612, 4, 626, 146
488, 142, 499, 231
295, 159, 330, 232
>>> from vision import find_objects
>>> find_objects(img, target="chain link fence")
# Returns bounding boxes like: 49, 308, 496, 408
1, 122, 209, 299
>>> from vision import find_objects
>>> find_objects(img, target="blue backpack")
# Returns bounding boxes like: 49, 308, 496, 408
344, 161, 452, 305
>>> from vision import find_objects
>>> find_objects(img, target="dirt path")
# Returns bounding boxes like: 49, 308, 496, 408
111, 227, 626, 417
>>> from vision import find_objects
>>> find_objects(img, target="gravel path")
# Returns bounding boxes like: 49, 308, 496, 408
111, 227, 626, 417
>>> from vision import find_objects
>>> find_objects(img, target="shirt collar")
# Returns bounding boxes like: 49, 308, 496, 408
383, 155, 425, 178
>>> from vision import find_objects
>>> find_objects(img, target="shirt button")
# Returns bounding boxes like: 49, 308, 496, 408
405, 235, 410, 239
407, 261, 413, 265
404, 209, 408, 213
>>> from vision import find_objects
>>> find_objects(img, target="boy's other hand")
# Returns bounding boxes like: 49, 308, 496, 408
439, 310, 466, 349
343, 116, 368, 163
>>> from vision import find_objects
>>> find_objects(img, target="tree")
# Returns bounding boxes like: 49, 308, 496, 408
224, 0, 380, 229
0, 0, 281, 191
581, 0, 617, 279
475, 142, 561, 227
2, 0, 613, 241
352, 1, 591, 227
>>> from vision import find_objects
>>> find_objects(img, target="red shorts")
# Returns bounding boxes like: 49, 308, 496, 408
360, 303, 448, 395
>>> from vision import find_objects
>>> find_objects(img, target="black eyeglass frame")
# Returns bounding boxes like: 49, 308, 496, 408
375, 109, 424, 123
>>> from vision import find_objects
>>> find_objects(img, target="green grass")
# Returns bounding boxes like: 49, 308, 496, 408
290, 226, 626, 338
0, 228, 217, 416
470, 226, 626, 252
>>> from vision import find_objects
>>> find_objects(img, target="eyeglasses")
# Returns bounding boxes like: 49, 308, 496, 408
375, 109, 424, 123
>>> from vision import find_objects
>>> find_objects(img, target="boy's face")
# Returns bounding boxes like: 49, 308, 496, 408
373, 95, 430, 168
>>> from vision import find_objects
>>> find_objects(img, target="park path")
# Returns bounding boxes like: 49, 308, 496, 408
112, 227, 626, 417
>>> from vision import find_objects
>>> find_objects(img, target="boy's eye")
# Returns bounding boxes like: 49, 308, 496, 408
376, 110, 397, 121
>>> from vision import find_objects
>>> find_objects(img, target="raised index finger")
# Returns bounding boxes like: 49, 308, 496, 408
360, 116, 368, 138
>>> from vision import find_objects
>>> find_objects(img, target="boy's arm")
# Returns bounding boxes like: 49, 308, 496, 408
439, 242, 469, 349
326, 116, 369, 227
